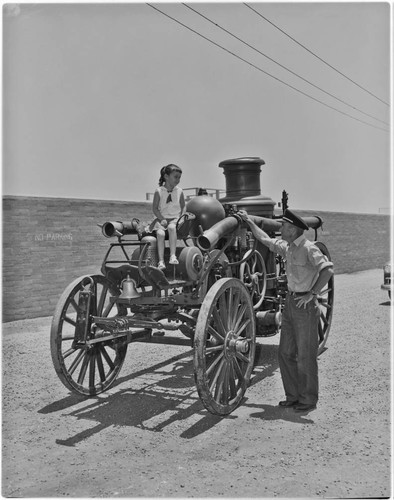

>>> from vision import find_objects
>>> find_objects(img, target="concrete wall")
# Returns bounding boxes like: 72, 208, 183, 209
2, 195, 391, 322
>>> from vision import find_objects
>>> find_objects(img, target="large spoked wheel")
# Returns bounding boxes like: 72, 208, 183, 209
50, 274, 128, 396
239, 249, 267, 310
194, 278, 256, 415
315, 242, 334, 355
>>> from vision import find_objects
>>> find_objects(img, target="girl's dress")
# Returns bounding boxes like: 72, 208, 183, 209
149, 185, 183, 232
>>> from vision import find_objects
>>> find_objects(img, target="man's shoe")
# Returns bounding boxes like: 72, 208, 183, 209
279, 400, 298, 407
294, 403, 316, 412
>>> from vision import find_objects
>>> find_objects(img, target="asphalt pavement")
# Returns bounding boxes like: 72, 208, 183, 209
2, 268, 391, 498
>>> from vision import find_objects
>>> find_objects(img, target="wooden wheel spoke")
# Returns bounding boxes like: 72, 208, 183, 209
214, 361, 227, 403
218, 295, 229, 328
318, 323, 325, 342
70, 297, 81, 314
222, 363, 230, 403
235, 351, 250, 364
227, 290, 234, 328
232, 303, 247, 333
209, 357, 226, 393
96, 284, 109, 317
96, 349, 106, 382
210, 312, 226, 340
102, 301, 117, 318
229, 290, 241, 329
64, 315, 77, 327
233, 357, 244, 380
77, 353, 90, 384
89, 351, 96, 388
228, 361, 237, 399
319, 311, 329, 326
235, 318, 251, 338
99, 345, 115, 370
62, 335, 76, 342
63, 347, 77, 359
206, 345, 224, 354
206, 351, 224, 377
67, 349, 85, 375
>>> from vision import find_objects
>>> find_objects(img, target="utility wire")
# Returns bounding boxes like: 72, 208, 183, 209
184, 3, 388, 126
244, 3, 390, 107
147, 4, 388, 132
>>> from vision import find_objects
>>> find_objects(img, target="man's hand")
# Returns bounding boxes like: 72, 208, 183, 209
237, 210, 251, 223
160, 219, 168, 228
295, 292, 317, 309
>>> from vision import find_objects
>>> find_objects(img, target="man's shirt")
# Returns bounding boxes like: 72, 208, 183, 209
267, 235, 333, 293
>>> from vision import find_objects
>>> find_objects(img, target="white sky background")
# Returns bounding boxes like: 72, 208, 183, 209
2, 2, 391, 214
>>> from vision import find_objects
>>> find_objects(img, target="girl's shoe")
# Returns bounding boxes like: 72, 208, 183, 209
158, 261, 166, 270
169, 255, 179, 265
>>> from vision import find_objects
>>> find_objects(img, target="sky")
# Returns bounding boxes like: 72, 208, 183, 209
2, 1, 392, 214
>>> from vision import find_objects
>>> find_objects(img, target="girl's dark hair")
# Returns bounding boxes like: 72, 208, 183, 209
158, 164, 182, 186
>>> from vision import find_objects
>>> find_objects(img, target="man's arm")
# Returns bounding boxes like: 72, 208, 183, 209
238, 210, 273, 247
311, 266, 334, 295
295, 266, 334, 308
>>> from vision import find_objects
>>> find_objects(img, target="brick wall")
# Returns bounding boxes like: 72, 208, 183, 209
2, 196, 391, 322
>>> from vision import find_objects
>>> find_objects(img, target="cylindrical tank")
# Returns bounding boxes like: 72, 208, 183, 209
218, 157, 276, 218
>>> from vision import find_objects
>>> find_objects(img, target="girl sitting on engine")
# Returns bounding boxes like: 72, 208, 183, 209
150, 164, 185, 270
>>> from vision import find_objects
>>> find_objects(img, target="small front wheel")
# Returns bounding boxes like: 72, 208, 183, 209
194, 278, 256, 415
50, 275, 128, 396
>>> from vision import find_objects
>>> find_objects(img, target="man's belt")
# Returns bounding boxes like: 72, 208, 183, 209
288, 291, 309, 296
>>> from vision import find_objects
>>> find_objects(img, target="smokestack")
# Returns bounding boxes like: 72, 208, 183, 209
218, 157, 276, 218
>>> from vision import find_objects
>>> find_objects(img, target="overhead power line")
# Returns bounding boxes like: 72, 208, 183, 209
146, 3, 388, 132
244, 3, 390, 107
183, 3, 388, 126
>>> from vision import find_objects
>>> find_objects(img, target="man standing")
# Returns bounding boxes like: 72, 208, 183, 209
239, 208, 334, 412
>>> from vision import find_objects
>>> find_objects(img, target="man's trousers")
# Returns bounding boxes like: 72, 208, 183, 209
278, 294, 320, 405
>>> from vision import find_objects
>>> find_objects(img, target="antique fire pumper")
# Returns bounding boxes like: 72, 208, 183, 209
50, 156, 333, 417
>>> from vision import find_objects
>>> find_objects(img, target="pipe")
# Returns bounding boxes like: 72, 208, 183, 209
248, 215, 323, 232
197, 216, 239, 251
197, 214, 323, 251
99, 219, 142, 238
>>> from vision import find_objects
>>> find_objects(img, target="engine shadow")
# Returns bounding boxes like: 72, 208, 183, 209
52, 357, 223, 447
39, 349, 194, 415
41, 340, 281, 447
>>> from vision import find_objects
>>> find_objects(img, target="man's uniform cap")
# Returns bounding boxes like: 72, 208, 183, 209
282, 209, 309, 230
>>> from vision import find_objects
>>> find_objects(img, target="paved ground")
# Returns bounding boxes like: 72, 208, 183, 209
2, 268, 392, 498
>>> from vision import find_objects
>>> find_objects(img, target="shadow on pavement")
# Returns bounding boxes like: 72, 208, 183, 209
246, 403, 315, 424
40, 339, 280, 447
